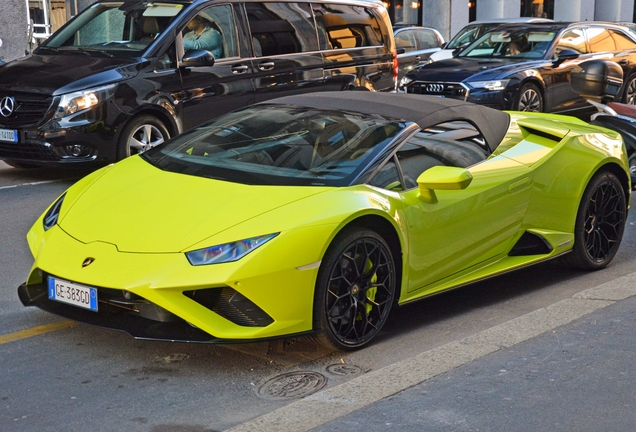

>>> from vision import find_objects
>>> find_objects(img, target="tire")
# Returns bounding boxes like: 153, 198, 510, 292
622, 73, 636, 105
563, 170, 627, 271
313, 227, 397, 351
116, 115, 170, 160
629, 151, 636, 189
514, 83, 543, 112
2, 159, 39, 169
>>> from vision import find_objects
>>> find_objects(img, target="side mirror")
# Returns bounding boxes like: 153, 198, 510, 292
396, 47, 406, 55
552, 48, 579, 67
181, 49, 215, 68
417, 166, 473, 203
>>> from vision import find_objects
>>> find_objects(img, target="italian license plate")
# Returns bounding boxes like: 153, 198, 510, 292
48, 277, 98, 311
0, 128, 18, 143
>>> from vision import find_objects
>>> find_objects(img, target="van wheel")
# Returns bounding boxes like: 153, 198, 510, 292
622, 74, 636, 105
515, 83, 543, 112
117, 115, 170, 160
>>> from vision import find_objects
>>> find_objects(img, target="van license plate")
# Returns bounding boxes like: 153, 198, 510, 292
48, 277, 98, 311
0, 128, 18, 143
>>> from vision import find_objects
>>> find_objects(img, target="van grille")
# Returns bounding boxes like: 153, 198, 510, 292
0, 92, 54, 128
0, 142, 59, 160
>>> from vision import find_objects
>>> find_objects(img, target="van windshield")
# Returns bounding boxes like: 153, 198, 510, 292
39, 2, 187, 57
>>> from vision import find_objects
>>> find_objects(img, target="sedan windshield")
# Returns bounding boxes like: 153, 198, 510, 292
40, 2, 186, 57
142, 105, 406, 186
460, 29, 557, 59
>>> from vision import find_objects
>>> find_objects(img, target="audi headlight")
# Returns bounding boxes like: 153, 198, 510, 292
185, 233, 278, 266
467, 80, 510, 91
43, 193, 66, 231
54, 84, 117, 119
399, 76, 413, 89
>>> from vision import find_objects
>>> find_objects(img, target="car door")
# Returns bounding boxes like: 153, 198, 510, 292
245, 2, 325, 102
395, 29, 418, 82
381, 130, 533, 295
177, 3, 256, 131
545, 27, 591, 113
607, 28, 636, 103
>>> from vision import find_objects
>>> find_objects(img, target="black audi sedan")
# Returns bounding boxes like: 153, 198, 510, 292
399, 21, 636, 115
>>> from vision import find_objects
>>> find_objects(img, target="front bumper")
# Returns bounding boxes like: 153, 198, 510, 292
21, 224, 327, 343
0, 103, 129, 167
403, 81, 516, 110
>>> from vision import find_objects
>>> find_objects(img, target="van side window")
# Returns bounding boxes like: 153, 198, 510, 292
181, 4, 238, 59
312, 4, 383, 50
245, 2, 319, 56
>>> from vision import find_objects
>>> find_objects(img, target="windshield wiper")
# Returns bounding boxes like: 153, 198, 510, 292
36, 46, 60, 53
77, 48, 115, 58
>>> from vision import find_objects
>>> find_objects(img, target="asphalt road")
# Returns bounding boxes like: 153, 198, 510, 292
1, 160, 636, 431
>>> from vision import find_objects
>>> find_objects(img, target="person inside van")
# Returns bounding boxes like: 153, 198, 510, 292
183, 15, 223, 58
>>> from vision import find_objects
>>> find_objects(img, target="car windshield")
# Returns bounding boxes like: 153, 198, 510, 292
447, 24, 497, 49
141, 104, 406, 187
39, 1, 187, 57
459, 28, 557, 59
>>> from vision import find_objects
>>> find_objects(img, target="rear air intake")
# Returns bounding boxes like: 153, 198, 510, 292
509, 231, 553, 256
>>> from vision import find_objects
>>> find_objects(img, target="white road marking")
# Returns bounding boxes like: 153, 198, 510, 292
226, 272, 636, 432
0, 180, 65, 190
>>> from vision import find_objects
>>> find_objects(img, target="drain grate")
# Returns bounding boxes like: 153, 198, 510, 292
257, 372, 327, 400
326, 364, 363, 376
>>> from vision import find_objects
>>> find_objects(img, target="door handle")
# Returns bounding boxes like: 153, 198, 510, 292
231, 64, 249, 74
415, 55, 421, 61
619, 59, 629, 66
258, 61, 275, 71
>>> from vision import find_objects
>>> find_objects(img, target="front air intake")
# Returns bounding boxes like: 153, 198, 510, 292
183, 287, 274, 327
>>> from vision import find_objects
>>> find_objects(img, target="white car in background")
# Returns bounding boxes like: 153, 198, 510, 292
428, 17, 553, 63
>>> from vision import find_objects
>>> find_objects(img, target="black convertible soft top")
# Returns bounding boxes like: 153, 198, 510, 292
262, 92, 511, 153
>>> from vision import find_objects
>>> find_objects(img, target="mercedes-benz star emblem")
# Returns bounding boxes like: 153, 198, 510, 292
0, 96, 16, 117
82, 257, 95, 267
425, 83, 444, 93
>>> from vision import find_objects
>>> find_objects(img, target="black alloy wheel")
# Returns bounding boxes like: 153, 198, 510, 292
515, 83, 543, 112
563, 170, 626, 270
314, 227, 396, 351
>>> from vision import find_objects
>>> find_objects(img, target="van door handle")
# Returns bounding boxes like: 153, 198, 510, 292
231, 64, 249, 74
258, 61, 275, 71
415, 56, 421, 61
619, 59, 629, 66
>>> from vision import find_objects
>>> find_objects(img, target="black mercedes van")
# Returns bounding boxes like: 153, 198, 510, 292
0, 0, 396, 168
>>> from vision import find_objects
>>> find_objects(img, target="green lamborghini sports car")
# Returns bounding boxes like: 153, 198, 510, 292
18, 92, 630, 351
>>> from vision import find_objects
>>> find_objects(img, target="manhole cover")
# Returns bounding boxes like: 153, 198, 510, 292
257, 372, 327, 400
326, 364, 363, 376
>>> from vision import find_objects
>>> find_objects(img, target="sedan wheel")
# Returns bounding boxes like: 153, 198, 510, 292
515, 84, 543, 112
314, 228, 396, 351
563, 171, 626, 270
623, 75, 636, 105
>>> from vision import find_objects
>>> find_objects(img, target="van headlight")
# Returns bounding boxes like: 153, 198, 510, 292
54, 84, 117, 119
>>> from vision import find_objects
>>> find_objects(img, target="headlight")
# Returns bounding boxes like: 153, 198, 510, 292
43, 193, 66, 231
467, 80, 510, 91
399, 76, 413, 88
54, 84, 117, 119
185, 233, 278, 266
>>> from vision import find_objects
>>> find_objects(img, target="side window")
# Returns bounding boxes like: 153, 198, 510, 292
610, 30, 636, 50
587, 27, 616, 53
181, 4, 238, 59
395, 30, 416, 52
313, 4, 383, 50
368, 158, 401, 190
415, 29, 441, 50
556, 28, 587, 55
245, 2, 318, 57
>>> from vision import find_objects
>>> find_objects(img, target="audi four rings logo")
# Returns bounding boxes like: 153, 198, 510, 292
0, 96, 16, 117
425, 84, 444, 93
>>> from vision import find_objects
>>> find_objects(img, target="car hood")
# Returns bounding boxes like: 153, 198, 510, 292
0, 53, 141, 96
58, 156, 331, 253
406, 57, 544, 82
